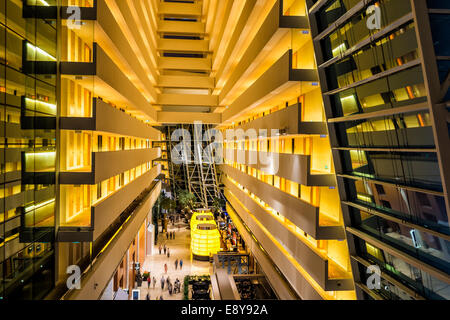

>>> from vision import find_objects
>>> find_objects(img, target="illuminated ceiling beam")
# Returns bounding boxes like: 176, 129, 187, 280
95, 0, 159, 104
220, 30, 291, 108
211, 0, 257, 81
211, 0, 247, 71
222, 51, 318, 123
157, 75, 215, 89
157, 94, 218, 107
157, 112, 222, 125
113, 0, 159, 80
158, 1, 202, 17
158, 57, 211, 71
158, 20, 205, 34
216, 1, 283, 103
208, 0, 233, 61
157, 39, 210, 53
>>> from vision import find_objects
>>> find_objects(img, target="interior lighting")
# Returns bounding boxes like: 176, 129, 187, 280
190, 209, 214, 230
26, 43, 56, 61
24, 199, 55, 213
191, 215, 216, 230
191, 224, 221, 261
25, 98, 57, 112
331, 43, 346, 57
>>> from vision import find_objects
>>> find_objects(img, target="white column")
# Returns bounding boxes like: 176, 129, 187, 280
146, 222, 154, 256
125, 250, 129, 291
100, 278, 114, 300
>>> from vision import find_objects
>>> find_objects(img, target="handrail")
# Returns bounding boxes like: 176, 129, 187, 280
46, 181, 160, 300
224, 200, 301, 300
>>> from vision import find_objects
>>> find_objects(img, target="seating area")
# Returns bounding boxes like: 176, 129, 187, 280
234, 276, 278, 300
235, 279, 256, 300
189, 276, 211, 300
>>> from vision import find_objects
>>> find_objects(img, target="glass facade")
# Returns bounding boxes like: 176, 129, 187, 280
354, 210, 450, 274
357, 240, 450, 300
1, 0, 57, 300
347, 177, 449, 235
1, 0, 155, 300
308, 0, 450, 300
1, 0, 448, 301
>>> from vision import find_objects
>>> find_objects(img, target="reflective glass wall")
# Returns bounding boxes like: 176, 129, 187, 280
307, 0, 450, 299
0, 0, 57, 300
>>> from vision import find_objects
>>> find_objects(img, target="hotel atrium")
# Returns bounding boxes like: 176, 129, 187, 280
0, 0, 449, 301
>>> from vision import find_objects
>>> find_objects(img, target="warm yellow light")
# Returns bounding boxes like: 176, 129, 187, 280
357, 193, 373, 203
26, 43, 56, 61
24, 152, 56, 172
191, 224, 221, 260
190, 210, 215, 230
195, 208, 212, 214
25, 98, 57, 115
191, 215, 216, 230
24, 198, 55, 213
332, 43, 346, 57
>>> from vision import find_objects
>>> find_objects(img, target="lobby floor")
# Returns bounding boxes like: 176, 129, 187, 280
138, 221, 212, 300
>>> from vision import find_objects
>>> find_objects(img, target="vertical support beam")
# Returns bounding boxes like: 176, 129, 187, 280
55, 0, 63, 288
411, 0, 450, 223
305, 1, 364, 299
237, 257, 242, 274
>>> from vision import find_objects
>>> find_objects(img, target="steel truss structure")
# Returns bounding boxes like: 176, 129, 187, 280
181, 123, 221, 207
158, 124, 222, 207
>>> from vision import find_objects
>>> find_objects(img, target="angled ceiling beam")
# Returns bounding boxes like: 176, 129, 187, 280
157, 112, 222, 124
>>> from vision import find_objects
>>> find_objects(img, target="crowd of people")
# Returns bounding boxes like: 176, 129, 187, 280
142, 218, 186, 300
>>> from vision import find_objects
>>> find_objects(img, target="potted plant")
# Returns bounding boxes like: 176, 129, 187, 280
177, 189, 197, 220
211, 197, 225, 218
183, 276, 190, 300
161, 196, 176, 215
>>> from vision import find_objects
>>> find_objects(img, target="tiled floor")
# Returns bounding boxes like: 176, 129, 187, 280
139, 222, 212, 300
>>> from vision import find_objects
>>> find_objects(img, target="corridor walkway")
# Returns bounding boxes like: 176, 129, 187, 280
139, 222, 212, 300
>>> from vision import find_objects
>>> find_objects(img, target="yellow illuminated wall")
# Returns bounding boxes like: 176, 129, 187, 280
191, 224, 221, 260
191, 215, 216, 230
59, 162, 153, 227
190, 210, 215, 230
56, 15, 158, 230
220, 15, 355, 298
